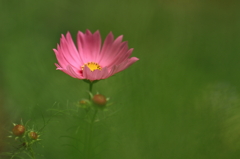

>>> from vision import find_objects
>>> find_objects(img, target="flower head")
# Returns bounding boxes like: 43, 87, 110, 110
53, 30, 139, 81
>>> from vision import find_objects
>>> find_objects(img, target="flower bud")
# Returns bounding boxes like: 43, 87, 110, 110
12, 125, 25, 136
79, 100, 87, 105
29, 131, 38, 140
92, 94, 107, 106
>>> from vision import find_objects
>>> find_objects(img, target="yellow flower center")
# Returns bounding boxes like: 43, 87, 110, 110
82, 62, 102, 71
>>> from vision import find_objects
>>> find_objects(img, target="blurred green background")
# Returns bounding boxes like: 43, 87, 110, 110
1, 0, 240, 158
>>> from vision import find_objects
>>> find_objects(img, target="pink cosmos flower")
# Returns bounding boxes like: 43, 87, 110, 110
53, 30, 139, 81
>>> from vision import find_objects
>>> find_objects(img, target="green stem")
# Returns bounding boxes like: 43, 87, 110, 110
84, 81, 98, 159
30, 147, 36, 159
89, 82, 93, 99
85, 109, 98, 159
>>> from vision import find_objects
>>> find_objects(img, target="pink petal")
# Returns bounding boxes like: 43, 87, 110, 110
55, 64, 77, 78
66, 65, 84, 79
98, 32, 114, 64
115, 57, 139, 73
77, 30, 101, 63
65, 32, 83, 64
58, 33, 82, 68
114, 48, 134, 65
53, 47, 69, 68
98, 34, 131, 67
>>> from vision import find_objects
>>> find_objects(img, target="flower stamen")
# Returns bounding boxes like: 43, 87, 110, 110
81, 62, 102, 71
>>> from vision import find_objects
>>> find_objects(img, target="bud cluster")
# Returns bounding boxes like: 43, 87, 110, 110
9, 121, 41, 149
79, 93, 110, 111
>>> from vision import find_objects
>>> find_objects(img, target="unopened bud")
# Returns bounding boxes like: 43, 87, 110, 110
12, 125, 25, 136
92, 94, 107, 106
29, 131, 38, 140
79, 100, 87, 105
